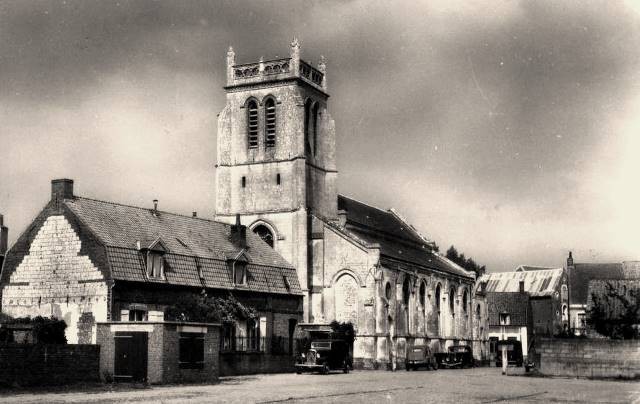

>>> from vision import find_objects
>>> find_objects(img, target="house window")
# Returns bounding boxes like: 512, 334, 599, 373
264, 98, 276, 147
499, 313, 511, 325
247, 100, 259, 148
253, 224, 274, 248
435, 284, 441, 311
221, 322, 236, 351
475, 304, 481, 319
179, 332, 205, 369
385, 282, 392, 300
562, 304, 568, 320
129, 309, 147, 322
247, 318, 260, 351
146, 252, 164, 278
304, 99, 313, 156
233, 262, 247, 285
419, 281, 426, 307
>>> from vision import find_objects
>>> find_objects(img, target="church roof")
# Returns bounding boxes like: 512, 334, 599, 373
479, 268, 564, 297
337, 195, 473, 279
63, 197, 302, 295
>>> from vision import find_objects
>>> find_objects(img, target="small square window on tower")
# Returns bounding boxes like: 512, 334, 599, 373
241, 176, 246, 188
276, 173, 281, 185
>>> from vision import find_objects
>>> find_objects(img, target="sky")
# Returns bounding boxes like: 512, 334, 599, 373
1, 0, 639, 272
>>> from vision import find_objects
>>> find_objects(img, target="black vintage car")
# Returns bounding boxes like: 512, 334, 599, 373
295, 339, 351, 374
405, 345, 438, 371
435, 345, 474, 369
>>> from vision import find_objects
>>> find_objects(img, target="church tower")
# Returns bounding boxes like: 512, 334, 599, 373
215, 40, 338, 320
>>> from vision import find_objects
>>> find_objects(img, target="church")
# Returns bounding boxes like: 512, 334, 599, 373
215, 40, 486, 369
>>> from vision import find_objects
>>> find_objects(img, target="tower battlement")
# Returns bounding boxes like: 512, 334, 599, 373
225, 39, 327, 91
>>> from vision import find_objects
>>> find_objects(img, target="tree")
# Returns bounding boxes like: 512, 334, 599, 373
165, 293, 256, 323
445, 245, 486, 277
586, 282, 640, 339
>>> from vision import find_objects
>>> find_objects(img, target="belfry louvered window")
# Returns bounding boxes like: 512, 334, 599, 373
264, 98, 276, 147
247, 100, 259, 148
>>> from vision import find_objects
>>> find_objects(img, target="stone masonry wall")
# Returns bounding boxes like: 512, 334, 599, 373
537, 338, 640, 379
1, 215, 108, 343
0, 344, 100, 386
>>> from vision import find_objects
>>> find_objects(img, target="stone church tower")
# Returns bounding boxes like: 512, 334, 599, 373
215, 40, 337, 320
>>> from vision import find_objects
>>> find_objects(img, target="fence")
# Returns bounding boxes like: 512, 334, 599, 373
220, 336, 303, 355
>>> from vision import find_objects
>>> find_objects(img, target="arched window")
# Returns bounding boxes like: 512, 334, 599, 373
462, 289, 468, 314
449, 287, 456, 314
304, 99, 313, 156
312, 102, 320, 155
475, 304, 481, 319
562, 304, 568, 320
247, 100, 259, 148
402, 277, 410, 306
253, 224, 274, 248
419, 281, 426, 307
264, 98, 276, 147
385, 282, 392, 300
435, 284, 441, 311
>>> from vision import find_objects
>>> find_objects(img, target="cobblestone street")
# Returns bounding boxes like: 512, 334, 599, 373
1, 368, 638, 404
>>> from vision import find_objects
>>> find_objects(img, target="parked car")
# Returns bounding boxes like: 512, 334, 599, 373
495, 340, 523, 367
405, 345, 438, 371
295, 339, 351, 374
435, 345, 474, 369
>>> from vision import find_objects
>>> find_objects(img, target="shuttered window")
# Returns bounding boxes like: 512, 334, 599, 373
264, 98, 276, 147
179, 332, 205, 369
247, 100, 259, 148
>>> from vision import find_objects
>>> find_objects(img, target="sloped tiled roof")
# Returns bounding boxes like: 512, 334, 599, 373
64, 197, 301, 295
487, 292, 529, 326
569, 263, 625, 305
337, 195, 474, 279
515, 265, 556, 272
479, 268, 564, 297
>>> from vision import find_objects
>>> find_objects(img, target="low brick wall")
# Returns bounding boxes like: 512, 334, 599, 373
537, 338, 640, 379
0, 344, 100, 386
219, 352, 294, 376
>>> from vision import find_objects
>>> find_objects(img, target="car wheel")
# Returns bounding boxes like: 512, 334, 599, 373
296, 369, 302, 375
321, 364, 329, 375
343, 361, 350, 374
433, 362, 438, 371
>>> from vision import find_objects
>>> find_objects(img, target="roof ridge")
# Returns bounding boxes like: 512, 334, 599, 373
338, 194, 391, 216
72, 196, 222, 225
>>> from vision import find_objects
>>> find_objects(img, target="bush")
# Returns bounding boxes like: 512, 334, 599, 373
164, 293, 256, 323
0, 315, 67, 344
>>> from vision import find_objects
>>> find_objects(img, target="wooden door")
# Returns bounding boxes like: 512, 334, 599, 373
114, 332, 148, 382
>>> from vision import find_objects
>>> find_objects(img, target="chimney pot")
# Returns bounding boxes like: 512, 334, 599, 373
230, 215, 247, 248
51, 179, 74, 200
0, 214, 7, 256
519, 280, 525, 293
192, 212, 197, 218
337, 210, 347, 227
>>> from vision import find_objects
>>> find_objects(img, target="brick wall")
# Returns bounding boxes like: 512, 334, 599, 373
0, 344, 100, 386
537, 338, 640, 379
219, 351, 294, 376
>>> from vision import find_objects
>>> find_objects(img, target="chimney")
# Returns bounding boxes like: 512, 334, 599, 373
230, 214, 247, 248
152, 199, 158, 216
192, 212, 198, 218
0, 214, 7, 256
567, 251, 574, 267
519, 280, 525, 294
337, 209, 347, 227
51, 179, 74, 200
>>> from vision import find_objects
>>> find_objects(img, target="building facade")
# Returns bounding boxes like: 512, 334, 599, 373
486, 291, 531, 360
0, 179, 303, 353
215, 40, 486, 369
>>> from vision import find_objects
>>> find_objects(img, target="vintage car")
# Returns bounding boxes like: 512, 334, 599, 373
495, 340, 524, 367
295, 339, 351, 374
434, 345, 474, 369
405, 345, 438, 371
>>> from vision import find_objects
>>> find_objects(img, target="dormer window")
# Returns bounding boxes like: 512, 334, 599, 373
233, 261, 246, 285
499, 313, 511, 325
146, 251, 164, 278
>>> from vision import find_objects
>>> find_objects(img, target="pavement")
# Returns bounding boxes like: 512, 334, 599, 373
0, 367, 639, 403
